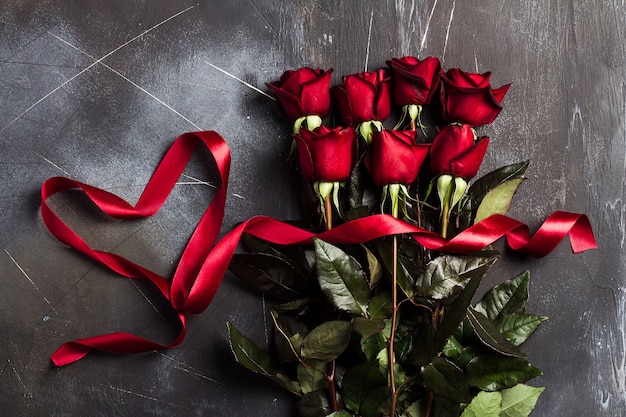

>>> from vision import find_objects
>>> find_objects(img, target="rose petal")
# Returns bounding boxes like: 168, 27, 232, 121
429, 124, 475, 174
299, 70, 332, 116
450, 137, 490, 179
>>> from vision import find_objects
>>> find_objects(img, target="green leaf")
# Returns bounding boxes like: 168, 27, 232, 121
353, 317, 386, 338
326, 412, 354, 417
269, 299, 316, 362
301, 320, 353, 362
240, 230, 314, 272
429, 396, 462, 417
341, 361, 387, 413
466, 308, 526, 358
474, 178, 524, 223
460, 391, 502, 417
272, 313, 309, 362
227, 322, 301, 395
314, 238, 370, 315
406, 323, 438, 367
270, 297, 312, 314
467, 355, 543, 391
297, 360, 328, 394
368, 293, 393, 320
297, 391, 332, 417
372, 239, 420, 298
501, 384, 545, 417
229, 252, 304, 301
442, 336, 464, 358
474, 271, 530, 321
359, 386, 391, 417
497, 313, 548, 346
422, 357, 472, 403
401, 400, 426, 417
361, 333, 387, 362
415, 254, 497, 300
434, 259, 497, 352
467, 160, 528, 208
364, 244, 383, 288
451, 344, 484, 369
227, 322, 278, 376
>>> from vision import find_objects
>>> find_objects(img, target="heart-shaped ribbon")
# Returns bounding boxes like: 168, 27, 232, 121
40, 131, 597, 366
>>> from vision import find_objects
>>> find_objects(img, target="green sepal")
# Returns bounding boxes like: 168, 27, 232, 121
358, 120, 383, 145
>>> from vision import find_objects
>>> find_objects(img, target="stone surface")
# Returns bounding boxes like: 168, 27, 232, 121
1, 1, 624, 415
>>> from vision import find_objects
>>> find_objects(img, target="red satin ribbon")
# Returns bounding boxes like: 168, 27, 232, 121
41, 131, 597, 366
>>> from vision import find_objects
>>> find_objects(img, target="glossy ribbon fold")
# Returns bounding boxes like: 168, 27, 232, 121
40, 131, 597, 366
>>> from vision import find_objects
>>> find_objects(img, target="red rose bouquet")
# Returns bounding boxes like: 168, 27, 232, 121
38, 55, 595, 417
226, 57, 592, 417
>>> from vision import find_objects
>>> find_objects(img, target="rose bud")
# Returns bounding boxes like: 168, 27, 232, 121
366, 130, 430, 187
440, 68, 511, 126
332, 69, 392, 128
267, 67, 333, 132
294, 126, 356, 183
386, 56, 442, 107
429, 123, 489, 181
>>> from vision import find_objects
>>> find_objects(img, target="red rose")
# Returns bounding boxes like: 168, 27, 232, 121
440, 68, 510, 126
429, 124, 489, 180
294, 126, 355, 183
366, 130, 430, 186
386, 56, 442, 106
267, 67, 333, 120
332, 69, 392, 126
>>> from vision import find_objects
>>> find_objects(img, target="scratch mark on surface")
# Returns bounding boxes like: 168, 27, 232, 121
248, 0, 278, 35
8, 359, 32, 398
2, 61, 79, 69
176, 174, 217, 188
442, 0, 456, 62
262, 293, 269, 348
49, 33, 201, 130
36, 153, 71, 176
107, 385, 192, 409
5, 249, 58, 315
128, 279, 165, 320
203, 61, 275, 101
364, 9, 374, 72
474, 53, 479, 72
231, 193, 246, 200
0, 5, 195, 133
156, 352, 221, 384
420, 0, 439, 52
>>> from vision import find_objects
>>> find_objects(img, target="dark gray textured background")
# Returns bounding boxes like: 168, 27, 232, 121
1, 1, 624, 416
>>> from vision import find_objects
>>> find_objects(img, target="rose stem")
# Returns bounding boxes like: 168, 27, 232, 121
440, 193, 450, 239
325, 194, 333, 232
424, 390, 434, 417
323, 194, 338, 411
327, 359, 338, 411
389, 199, 400, 417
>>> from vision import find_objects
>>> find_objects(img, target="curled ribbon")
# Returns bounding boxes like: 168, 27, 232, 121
41, 131, 597, 366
